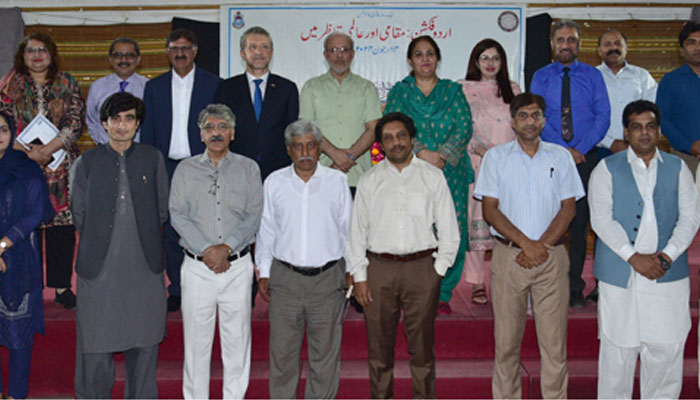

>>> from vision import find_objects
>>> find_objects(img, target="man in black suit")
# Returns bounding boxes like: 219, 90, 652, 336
214, 26, 299, 181
141, 28, 221, 312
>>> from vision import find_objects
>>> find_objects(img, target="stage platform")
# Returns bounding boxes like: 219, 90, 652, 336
16, 236, 700, 399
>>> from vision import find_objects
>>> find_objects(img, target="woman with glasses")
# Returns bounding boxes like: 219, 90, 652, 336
384, 35, 473, 316
0, 32, 85, 310
459, 39, 521, 305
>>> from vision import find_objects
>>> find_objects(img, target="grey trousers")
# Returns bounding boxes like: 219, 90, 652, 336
268, 259, 346, 399
74, 343, 159, 399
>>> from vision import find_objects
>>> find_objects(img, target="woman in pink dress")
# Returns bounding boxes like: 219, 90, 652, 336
459, 39, 521, 304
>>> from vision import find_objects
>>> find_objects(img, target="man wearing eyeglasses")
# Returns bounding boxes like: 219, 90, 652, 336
299, 32, 382, 195
86, 37, 148, 145
475, 93, 584, 399
169, 104, 263, 399
141, 28, 221, 312
530, 19, 610, 308
214, 26, 298, 181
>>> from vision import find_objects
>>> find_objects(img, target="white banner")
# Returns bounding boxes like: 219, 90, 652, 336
220, 5, 526, 99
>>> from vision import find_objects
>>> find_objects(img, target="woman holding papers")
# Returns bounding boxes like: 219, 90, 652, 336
0, 111, 54, 399
0, 32, 85, 310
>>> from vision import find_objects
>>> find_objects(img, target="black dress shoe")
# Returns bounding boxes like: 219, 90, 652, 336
570, 291, 586, 308
167, 296, 181, 312
586, 287, 599, 302
55, 289, 76, 309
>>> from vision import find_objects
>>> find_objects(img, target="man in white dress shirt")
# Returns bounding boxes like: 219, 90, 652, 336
346, 112, 460, 398
86, 37, 148, 144
596, 30, 657, 158
256, 119, 352, 399
474, 93, 584, 399
589, 100, 700, 399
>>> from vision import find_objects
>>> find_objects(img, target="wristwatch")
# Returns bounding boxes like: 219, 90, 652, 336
0, 240, 7, 250
657, 254, 671, 271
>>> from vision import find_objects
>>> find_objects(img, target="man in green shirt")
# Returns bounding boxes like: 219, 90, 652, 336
299, 32, 382, 189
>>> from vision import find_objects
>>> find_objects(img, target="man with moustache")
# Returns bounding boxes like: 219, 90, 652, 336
589, 100, 700, 398
86, 37, 149, 144
475, 93, 584, 399
300, 32, 382, 193
141, 28, 221, 312
596, 30, 657, 158
169, 104, 263, 399
530, 19, 610, 308
256, 119, 352, 398
346, 112, 460, 398
657, 21, 700, 177
215, 26, 298, 181
72, 92, 169, 398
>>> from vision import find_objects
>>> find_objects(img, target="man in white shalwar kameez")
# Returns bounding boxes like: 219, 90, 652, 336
589, 99, 700, 399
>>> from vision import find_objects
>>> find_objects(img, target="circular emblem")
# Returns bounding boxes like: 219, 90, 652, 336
498, 11, 519, 32
232, 11, 245, 30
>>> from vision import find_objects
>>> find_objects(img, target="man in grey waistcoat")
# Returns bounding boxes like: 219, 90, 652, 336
589, 100, 700, 398
71, 92, 169, 398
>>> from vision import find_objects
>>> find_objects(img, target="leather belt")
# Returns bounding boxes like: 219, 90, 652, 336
367, 248, 436, 262
494, 236, 569, 249
184, 245, 250, 262
279, 259, 340, 277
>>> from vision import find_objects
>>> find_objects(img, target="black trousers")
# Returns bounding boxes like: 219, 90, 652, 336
43, 225, 76, 289
568, 150, 598, 294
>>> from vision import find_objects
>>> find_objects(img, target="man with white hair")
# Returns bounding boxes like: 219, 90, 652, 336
256, 119, 352, 398
300, 32, 382, 193
169, 103, 263, 399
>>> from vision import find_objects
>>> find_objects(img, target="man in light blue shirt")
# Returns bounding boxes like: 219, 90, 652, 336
86, 38, 148, 144
475, 92, 584, 399
530, 19, 610, 307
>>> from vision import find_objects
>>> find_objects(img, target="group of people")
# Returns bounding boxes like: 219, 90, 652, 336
0, 14, 697, 400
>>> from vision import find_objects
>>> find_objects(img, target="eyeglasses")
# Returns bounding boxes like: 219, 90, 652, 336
246, 44, 271, 52
111, 52, 138, 60
515, 111, 544, 121
25, 46, 48, 55
167, 45, 195, 53
479, 54, 501, 63
203, 122, 231, 133
326, 46, 351, 55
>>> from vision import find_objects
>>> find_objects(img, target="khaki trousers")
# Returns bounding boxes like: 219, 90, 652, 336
491, 242, 569, 399
363, 253, 442, 399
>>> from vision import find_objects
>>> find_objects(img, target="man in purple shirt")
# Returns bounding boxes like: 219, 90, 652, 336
530, 19, 610, 307
86, 38, 148, 145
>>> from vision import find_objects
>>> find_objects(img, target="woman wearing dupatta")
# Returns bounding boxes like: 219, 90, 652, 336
384, 36, 473, 316
0, 111, 54, 399
0, 33, 84, 310
458, 39, 521, 305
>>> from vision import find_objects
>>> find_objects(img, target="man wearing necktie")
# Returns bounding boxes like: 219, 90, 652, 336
214, 26, 299, 181
86, 37, 149, 145
530, 19, 611, 308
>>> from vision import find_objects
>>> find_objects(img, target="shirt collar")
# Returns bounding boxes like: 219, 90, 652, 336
598, 61, 629, 75
509, 138, 546, 158
288, 162, 324, 182
199, 150, 234, 165
247, 71, 270, 86
625, 146, 663, 165
555, 59, 579, 72
173, 66, 195, 84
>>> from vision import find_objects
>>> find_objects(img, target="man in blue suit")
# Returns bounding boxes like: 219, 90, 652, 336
141, 28, 221, 312
214, 26, 299, 181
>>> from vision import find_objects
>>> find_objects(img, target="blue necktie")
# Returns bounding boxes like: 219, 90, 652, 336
119, 80, 129, 92
253, 79, 263, 121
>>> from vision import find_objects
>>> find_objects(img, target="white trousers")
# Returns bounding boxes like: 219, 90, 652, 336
598, 334, 685, 399
181, 253, 253, 399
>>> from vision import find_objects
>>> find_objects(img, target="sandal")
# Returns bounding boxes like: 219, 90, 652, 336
471, 284, 488, 305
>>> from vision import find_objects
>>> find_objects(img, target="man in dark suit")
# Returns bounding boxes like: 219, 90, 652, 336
141, 28, 221, 312
214, 26, 299, 181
